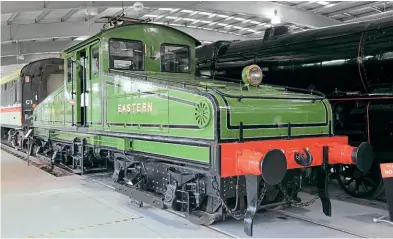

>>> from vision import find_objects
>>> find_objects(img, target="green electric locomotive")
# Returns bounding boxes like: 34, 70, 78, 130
20, 19, 374, 236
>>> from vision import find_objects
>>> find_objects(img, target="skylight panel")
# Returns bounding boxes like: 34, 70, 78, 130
316, 1, 329, 5
198, 11, 213, 16
216, 14, 229, 18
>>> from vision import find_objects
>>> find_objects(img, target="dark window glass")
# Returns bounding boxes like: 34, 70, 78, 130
91, 47, 99, 75
160, 44, 190, 73
67, 58, 72, 83
109, 39, 143, 71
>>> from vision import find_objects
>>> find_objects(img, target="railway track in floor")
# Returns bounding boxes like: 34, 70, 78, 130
0, 143, 386, 238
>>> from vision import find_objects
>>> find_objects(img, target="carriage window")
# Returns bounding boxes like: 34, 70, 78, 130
109, 39, 143, 71
160, 44, 190, 73
91, 46, 99, 75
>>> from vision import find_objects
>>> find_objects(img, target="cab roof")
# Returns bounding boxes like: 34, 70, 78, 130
63, 23, 202, 54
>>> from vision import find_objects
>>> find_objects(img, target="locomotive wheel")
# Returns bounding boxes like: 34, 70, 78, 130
336, 162, 383, 199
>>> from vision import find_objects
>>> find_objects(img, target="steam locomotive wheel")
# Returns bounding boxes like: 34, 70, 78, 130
336, 163, 383, 199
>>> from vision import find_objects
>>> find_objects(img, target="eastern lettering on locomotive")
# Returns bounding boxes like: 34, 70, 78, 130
117, 102, 153, 113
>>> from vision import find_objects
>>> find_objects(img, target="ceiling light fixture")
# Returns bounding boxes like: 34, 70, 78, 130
85, 8, 98, 16
199, 11, 213, 16
270, 9, 281, 24
217, 14, 229, 18
316, 1, 329, 5
234, 17, 246, 21
158, 8, 173, 11
133, 2, 144, 12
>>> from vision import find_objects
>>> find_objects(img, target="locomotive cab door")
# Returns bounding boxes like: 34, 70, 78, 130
73, 49, 89, 128
66, 49, 89, 128
89, 43, 101, 128
79, 50, 88, 128
65, 57, 76, 126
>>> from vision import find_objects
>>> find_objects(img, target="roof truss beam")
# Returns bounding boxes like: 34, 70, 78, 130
1, 21, 249, 44
60, 8, 79, 22
7, 12, 19, 25
1, 40, 75, 57
1, 1, 341, 28
345, 9, 393, 22
325, 2, 384, 17
34, 9, 51, 23
1, 53, 61, 66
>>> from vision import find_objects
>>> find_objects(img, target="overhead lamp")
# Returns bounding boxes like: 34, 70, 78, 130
133, 2, 144, 13
316, 1, 329, 5
85, 8, 98, 16
270, 9, 281, 24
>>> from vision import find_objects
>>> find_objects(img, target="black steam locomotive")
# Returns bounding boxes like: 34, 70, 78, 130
196, 16, 393, 199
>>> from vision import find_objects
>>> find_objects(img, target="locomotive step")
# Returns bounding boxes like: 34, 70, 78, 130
115, 183, 167, 210
70, 167, 108, 175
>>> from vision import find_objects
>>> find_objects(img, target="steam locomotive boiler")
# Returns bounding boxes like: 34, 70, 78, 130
196, 16, 393, 198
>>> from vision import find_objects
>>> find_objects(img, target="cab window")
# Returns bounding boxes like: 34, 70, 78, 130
160, 44, 190, 73
91, 46, 99, 75
109, 39, 143, 71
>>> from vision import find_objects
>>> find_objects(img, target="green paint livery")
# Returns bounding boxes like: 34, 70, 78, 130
32, 23, 333, 167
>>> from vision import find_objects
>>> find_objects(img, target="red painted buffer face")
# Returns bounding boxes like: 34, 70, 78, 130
220, 136, 374, 185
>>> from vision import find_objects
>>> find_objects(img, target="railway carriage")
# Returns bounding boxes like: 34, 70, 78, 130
1, 19, 375, 236
0, 58, 64, 148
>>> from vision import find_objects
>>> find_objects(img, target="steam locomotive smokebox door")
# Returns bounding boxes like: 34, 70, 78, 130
380, 163, 393, 221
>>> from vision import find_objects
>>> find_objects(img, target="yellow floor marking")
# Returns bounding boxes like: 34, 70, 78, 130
24, 218, 129, 238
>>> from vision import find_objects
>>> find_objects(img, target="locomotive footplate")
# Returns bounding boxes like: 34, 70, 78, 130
115, 182, 221, 226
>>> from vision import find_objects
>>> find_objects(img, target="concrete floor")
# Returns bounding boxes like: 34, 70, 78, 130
0, 151, 227, 238
1, 150, 392, 238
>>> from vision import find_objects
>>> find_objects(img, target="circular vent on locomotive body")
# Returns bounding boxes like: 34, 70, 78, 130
194, 101, 212, 129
